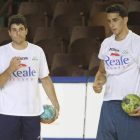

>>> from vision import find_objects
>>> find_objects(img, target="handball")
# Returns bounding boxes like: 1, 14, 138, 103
121, 94, 140, 114
40, 105, 56, 123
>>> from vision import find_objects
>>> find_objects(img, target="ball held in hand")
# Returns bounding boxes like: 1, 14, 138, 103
40, 105, 56, 123
121, 94, 140, 114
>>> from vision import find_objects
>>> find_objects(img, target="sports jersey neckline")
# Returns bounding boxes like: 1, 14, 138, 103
112, 30, 131, 44
9, 42, 30, 52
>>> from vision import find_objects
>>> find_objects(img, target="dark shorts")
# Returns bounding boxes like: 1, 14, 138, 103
96, 101, 140, 140
0, 114, 41, 140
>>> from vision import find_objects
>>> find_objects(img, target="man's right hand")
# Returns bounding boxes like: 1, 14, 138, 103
7, 57, 22, 74
93, 80, 103, 93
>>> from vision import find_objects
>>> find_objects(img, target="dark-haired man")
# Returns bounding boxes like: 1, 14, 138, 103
0, 14, 60, 140
93, 4, 140, 140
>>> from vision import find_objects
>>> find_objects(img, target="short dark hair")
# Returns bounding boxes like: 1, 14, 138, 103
106, 4, 128, 18
8, 14, 27, 31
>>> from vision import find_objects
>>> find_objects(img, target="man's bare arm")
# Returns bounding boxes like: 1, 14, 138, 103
0, 57, 21, 87
93, 60, 106, 93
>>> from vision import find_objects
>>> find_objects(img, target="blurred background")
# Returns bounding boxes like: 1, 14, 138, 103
1, 0, 140, 76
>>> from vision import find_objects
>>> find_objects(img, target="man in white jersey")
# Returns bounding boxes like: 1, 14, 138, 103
93, 4, 140, 140
0, 14, 60, 140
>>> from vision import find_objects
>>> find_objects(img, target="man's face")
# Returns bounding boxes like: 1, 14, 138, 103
107, 13, 128, 36
9, 24, 28, 44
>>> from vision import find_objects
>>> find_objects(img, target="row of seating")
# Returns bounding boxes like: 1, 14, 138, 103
32, 0, 137, 12
17, 1, 140, 40
1, 24, 140, 67
1, 0, 140, 76
0, 26, 100, 76
49, 53, 100, 76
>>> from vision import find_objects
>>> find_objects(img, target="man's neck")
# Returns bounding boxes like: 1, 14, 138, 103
115, 28, 129, 41
12, 41, 28, 50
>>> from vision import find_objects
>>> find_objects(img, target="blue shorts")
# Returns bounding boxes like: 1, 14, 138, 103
96, 101, 140, 140
0, 114, 41, 140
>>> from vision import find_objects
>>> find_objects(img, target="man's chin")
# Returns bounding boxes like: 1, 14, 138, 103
112, 31, 118, 36
13, 40, 25, 44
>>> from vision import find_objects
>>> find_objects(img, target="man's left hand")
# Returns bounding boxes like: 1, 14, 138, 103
129, 106, 140, 116
47, 108, 59, 124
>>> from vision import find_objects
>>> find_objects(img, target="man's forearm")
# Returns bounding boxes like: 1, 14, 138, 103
94, 70, 106, 85
41, 76, 60, 111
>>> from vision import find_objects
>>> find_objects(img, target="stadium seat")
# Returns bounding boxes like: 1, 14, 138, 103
18, 2, 47, 15
72, 66, 99, 76
128, 12, 140, 25
105, 0, 133, 10
33, 27, 69, 69
33, 26, 69, 44
0, 28, 11, 46
89, 12, 110, 37
18, 1, 51, 27
90, 1, 124, 16
42, 0, 69, 26
69, 0, 99, 12
18, 2, 48, 42
36, 39, 62, 70
69, 38, 100, 64
71, 52, 100, 76
49, 65, 80, 76
51, 53, 87, 71
34, 0, 68, 14
128, 25, 140, 36
69, 26, 105, 45
128, 13, 140, 25
88, 53, 100, 70
128, 1, 140, 13
127, 1, 140, 25
22, 14, 45, 43
52, 2, 89, 36
68, 26, 100, 64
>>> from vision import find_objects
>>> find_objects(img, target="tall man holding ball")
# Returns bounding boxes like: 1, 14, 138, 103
93, 4, 140, 140
0, 14, 60, 140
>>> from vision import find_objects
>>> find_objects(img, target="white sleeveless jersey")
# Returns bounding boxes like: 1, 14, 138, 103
0, 42, 49, 116
99, 30, 140, 101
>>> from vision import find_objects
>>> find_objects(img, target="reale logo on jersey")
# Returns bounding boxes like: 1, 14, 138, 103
105, 55, 129, 67
11, 67, 36, 78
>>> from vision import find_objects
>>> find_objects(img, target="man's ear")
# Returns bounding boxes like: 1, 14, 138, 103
25, 28, 28, 35
8, 30, 11, 37
124, 16, 128, 24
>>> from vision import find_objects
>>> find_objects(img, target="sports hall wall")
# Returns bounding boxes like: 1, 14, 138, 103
39, 77, 105, 140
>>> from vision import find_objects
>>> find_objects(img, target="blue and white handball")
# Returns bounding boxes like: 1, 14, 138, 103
40, 105, 56, 123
